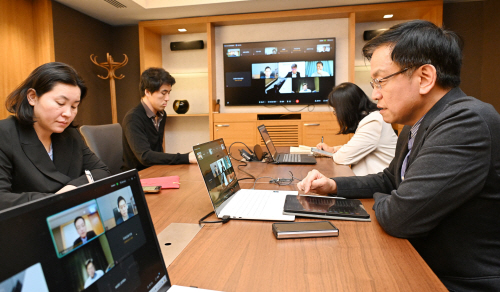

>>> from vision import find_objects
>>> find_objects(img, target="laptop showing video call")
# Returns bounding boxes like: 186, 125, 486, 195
257, 124, 317, 164
193, 139, 296, 221
0, 170, 217, 292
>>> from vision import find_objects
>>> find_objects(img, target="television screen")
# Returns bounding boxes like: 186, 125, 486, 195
223, 38, 335, 106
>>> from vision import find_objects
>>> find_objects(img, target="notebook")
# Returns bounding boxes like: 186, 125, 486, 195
0, 170, 218, 292
141, 176, 181, 189
257, 124, 317, 164
193, 139, 296, 221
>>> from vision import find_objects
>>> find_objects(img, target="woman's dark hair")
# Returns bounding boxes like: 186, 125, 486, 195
5, 62, 87, 125
140, 67, 176, 95
362, 20, 463, 89
328, 82, 378, 134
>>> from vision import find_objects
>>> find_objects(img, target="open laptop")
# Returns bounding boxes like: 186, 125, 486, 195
193, 139, 296, 221
257, 124, 316, 164
0, 170, 217, 292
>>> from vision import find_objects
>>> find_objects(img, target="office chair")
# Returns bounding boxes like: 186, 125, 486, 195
79, 123, 123, 175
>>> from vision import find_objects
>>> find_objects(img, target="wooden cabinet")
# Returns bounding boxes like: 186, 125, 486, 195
302, 112, 352, 146
212, 112, 353, 147
214, 122, 257, 147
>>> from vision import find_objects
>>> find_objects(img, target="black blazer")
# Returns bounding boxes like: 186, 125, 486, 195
285, 71, 300, 78
0, 116, 110, 210
73, 230, 97, 247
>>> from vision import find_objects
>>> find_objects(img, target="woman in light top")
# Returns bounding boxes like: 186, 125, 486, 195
316, 82, 397, 176
0, 62, 110, 210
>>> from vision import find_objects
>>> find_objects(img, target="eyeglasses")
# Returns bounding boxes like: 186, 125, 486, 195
370, 67, 409, 90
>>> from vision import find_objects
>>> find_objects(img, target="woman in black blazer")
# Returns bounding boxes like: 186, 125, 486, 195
0, 62, 110, 210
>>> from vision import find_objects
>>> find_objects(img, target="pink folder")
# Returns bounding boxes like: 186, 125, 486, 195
140, 176, 180, 189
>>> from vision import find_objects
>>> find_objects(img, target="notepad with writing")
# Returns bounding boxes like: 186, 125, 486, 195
140, 176, 180, 189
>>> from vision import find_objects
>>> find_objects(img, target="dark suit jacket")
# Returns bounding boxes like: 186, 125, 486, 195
73, 230, 97, 247
116, 211, 135, 225
334, 88, 500, 291
285, 71, 300, 78
0, 116, 110, 211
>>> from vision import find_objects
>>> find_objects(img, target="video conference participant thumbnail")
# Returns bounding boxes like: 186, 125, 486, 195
60, 234, 115, 291
47, 200, 105, 257
96, 186, 138, 231
251, 63, 278, 79
294, 77, 319, 93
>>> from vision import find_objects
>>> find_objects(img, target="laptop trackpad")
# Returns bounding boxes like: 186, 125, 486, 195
157, 223, 203, 267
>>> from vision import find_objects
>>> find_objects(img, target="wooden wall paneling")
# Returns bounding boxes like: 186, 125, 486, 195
207, 22, 216, 140
423, 3, 443, 26
139, 26, 162, 72
33, 0, 55, 65
0, 0, 54, 120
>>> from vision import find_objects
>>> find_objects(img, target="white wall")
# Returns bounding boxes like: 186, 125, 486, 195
354, 20, 405, 98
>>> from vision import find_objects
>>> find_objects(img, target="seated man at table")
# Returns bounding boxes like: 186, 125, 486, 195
297, 20, 500, 291
122, 68, 196, 171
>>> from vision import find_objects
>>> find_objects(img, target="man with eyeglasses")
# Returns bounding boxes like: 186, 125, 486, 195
298, 20, 500, 291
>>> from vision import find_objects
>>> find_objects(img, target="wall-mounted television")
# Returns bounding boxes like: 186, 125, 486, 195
223, 38, 335, 106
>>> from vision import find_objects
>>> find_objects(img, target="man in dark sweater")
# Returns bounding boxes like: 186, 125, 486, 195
122, 68, 196, 171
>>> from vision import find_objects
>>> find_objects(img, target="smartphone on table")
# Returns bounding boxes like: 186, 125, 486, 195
142, 186, 161, 193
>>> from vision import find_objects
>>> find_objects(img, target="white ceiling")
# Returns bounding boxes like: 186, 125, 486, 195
53, 0, 480, 26
51, 0, 412, 26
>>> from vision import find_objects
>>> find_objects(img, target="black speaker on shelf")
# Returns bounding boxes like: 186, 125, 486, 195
363, 29, 388, 41
170, 40, 204, 51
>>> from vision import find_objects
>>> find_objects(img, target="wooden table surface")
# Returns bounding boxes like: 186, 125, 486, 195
139, 153, 446, 291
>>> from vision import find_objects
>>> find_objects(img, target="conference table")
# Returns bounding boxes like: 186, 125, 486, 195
139, 151, 446, 291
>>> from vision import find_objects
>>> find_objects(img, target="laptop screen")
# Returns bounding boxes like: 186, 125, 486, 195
257, 124, 278, 160
193, 139, 240, 215
0, 170, 172, 292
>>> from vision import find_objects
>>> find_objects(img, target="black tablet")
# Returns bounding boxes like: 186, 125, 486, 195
283, 195, 371, 221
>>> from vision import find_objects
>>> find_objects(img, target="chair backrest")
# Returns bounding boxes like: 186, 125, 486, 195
79, 123, 123, 175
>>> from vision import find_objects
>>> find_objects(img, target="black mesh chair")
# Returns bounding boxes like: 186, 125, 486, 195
79, 123, 123, 175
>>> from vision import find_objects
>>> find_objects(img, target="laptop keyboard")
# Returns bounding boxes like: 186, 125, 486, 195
224, 190, 281, 218
282, 153, 301, 163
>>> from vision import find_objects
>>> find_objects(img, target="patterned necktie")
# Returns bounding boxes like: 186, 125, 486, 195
401, 131, 414, 180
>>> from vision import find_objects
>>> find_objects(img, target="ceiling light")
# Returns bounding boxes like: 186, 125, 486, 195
178, 28, 187, 32
383, 14, 393, 19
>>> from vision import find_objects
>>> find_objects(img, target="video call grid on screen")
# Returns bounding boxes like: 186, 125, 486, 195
0, 172, 170, 292
194, 140, 239, 210
223, 38, 335, 106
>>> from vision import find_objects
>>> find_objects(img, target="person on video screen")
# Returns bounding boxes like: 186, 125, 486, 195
116, 196, 135, 225
285, 64, 301, 78
262, 66, 274, 79
311, 61, 330, 77
83, 259, 104, 288
73, 216, 96, 247
300, 83, 311, 93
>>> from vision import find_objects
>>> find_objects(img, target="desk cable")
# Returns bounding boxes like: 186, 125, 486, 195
199, 211, 230, 225
228, 142, 257, 181
253, 171, 303, 188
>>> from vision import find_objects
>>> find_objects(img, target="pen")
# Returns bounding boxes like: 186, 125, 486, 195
321, 136, 324, 143
85, 169, 94, 183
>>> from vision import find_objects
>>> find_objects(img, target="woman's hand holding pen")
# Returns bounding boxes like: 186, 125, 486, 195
316, 142, 335, 153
